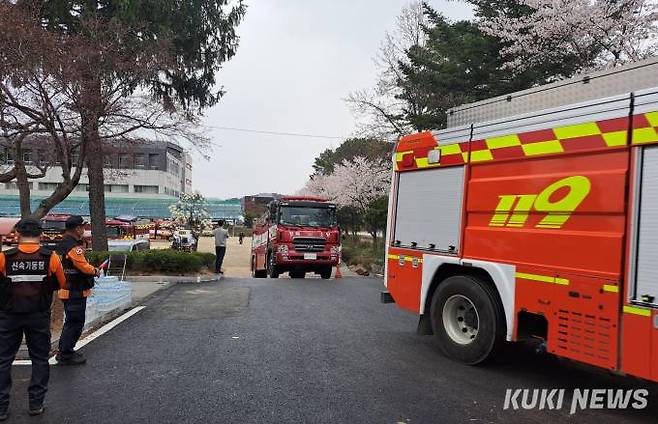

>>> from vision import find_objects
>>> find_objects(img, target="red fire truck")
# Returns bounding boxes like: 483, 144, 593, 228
382, 57, 658, 382
251, 196, 340, 279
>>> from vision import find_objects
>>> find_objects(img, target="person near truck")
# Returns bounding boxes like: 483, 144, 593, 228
0, 218, 66, 420
55, 215, 99, 366
213, 220, 229, 274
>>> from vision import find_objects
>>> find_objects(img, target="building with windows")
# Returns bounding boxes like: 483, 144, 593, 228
0, 139, 192, 198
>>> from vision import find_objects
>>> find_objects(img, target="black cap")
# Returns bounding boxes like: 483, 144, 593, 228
65, 215, 86, 229
15, 218, 43, 237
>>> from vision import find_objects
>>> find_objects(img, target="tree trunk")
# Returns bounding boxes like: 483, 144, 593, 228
31, 181, 76, 218
86, 114, 108, 251
14, 156, 32, 217
83, 77, 108, 251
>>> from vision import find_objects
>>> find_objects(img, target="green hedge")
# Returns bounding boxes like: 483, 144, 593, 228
86, 249, 216, 275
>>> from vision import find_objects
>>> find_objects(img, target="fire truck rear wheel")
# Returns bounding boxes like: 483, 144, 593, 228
252, 257, 266, 278
430, 275, 505, 365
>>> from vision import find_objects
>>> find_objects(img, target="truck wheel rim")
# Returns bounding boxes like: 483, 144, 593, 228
442, 294, 479, 345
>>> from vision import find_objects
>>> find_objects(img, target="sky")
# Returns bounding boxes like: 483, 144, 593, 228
195, 0, 474, 199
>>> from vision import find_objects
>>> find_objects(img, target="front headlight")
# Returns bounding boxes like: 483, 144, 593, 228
277, 245, 289, 254
330, 245, 340, 255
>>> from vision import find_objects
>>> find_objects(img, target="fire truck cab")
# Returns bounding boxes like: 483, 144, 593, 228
383, 57, 658, 382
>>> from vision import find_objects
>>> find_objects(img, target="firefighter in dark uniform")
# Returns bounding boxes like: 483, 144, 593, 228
0, 218, 66, 421
55, 215, 98, 365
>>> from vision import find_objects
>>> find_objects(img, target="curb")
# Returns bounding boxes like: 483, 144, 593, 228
125, 275, 221, 283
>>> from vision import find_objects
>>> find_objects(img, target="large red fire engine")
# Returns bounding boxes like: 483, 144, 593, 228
382, 57, 658, 382
251, 196, 340, 279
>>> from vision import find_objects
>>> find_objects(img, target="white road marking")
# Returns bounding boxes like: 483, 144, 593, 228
13, 306, 147, 366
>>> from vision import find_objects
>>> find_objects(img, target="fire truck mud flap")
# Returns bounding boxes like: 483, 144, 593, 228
380, 291, 395, 304
420, 255, 516, 341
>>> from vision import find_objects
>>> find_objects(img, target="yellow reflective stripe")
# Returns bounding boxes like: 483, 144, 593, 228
387, 254, 423, 263
516, 272, 570, 286
522, 140, 564, 156
415, 157, 440, 169
553, 122, 601, 139
516, 272, 553, 283
602, 131, 627, 147
645, 111, 658, 127
486, 134, 521, 149
603, 284, 620, 293
439, 144, 463, 156
623, 305, 651, 317
632, 127, 658, 144
395, 150, 414, 162
470, 150, 494, 162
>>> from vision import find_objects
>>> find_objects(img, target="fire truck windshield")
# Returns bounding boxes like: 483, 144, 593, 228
279, 206, 336, 228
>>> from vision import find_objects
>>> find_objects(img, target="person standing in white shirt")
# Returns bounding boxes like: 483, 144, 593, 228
213, 220, 229, 274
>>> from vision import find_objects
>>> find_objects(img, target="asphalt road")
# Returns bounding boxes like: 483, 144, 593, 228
8, 276, 658, 424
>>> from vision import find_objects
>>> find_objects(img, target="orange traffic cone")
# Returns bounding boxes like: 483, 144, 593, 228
335, 263, 343, 279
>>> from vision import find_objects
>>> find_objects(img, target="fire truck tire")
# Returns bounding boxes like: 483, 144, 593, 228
252, 257, 266, 278
430, 275, 505, 365
267, 254, 280, 279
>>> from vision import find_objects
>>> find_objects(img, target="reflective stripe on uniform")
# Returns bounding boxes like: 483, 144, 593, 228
9, 275, 45, 282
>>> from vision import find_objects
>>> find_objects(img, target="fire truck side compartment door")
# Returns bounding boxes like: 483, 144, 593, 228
635, 146, 658, 306
394, 167, 464, 252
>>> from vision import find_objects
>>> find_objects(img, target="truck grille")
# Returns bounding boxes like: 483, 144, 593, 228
293, 237, 326, 252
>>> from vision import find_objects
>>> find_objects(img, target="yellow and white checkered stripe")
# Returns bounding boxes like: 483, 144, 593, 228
395, 111, 658, 170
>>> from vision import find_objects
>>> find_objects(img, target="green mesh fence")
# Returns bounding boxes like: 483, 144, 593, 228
0, 195, 242, 220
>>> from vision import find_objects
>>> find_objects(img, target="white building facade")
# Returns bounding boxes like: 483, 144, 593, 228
1, 140, 192, 199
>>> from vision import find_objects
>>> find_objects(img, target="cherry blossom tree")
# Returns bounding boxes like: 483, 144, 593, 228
301, 157, 392, 211
169, 192, 211, 238
475, 0, 658, 74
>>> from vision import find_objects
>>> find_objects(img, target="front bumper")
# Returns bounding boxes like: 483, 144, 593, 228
275, 252, 339, 267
